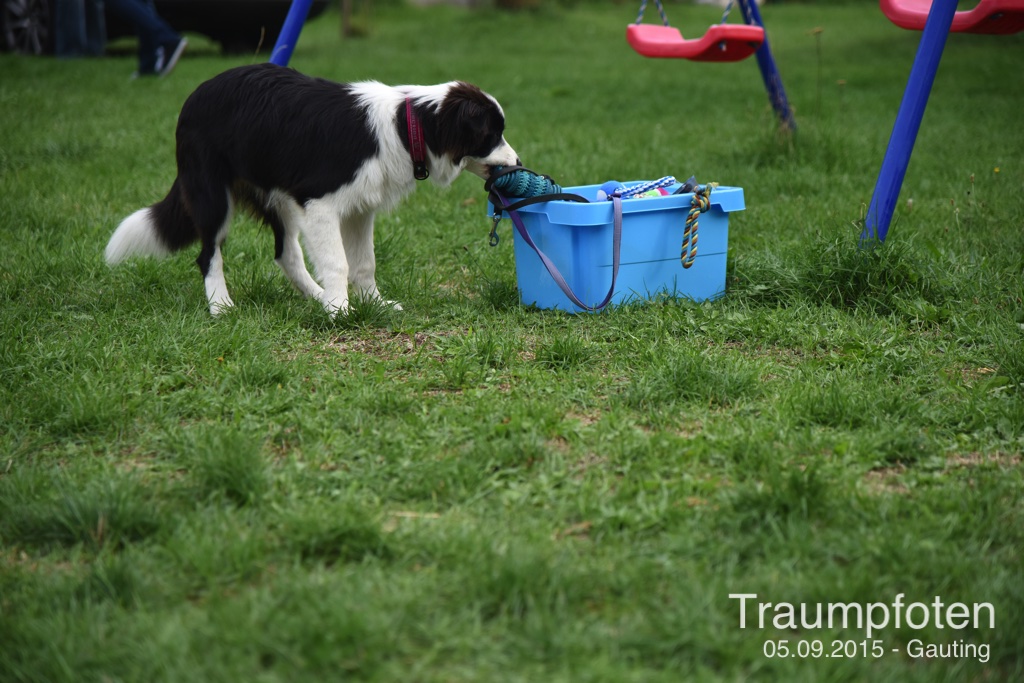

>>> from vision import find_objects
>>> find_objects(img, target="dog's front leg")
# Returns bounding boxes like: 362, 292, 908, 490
342, 211, 402, 311
301, 201, 349, 317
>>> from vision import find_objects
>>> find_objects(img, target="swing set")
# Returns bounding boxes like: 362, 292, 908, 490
627, 0, 795, 130
626, 0, 1023, 244
864, 0, 1024, 243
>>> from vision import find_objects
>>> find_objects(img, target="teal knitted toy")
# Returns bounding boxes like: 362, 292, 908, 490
490, 166, 562, 198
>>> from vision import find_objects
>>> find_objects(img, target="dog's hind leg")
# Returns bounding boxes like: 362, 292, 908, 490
192, 188, 235, 316
267, 196, 324, 301
341, 211, 402, 311
198, 238, 233, 316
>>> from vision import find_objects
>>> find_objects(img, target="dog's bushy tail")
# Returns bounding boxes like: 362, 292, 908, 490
105, 178, 198, 265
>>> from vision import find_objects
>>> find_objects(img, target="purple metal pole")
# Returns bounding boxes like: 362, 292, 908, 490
862, 0, 958, 243
270, 0, 315, 66
738, 0, 796, 130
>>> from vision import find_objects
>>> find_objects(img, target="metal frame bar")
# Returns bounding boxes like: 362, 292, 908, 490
862, 0, 958, 243
270, 0, 315, 66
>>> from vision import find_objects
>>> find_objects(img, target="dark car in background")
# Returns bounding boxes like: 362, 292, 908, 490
1, 0, 328, 55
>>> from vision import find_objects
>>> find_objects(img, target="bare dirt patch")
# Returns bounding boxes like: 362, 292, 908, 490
327, 330, 448, 361
946, 452, 1021, 469
863, 465, 911, 495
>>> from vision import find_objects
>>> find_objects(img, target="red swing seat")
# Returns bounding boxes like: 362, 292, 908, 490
880, 0, 1024, 35
627, 23, 765, 62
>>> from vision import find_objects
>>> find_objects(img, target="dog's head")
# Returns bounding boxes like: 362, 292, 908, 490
425, 82, 519, 185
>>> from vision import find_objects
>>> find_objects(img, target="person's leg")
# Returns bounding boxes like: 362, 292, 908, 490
84, 0, 106, 56
55, 0, 87, 57
104, 0, 182, 74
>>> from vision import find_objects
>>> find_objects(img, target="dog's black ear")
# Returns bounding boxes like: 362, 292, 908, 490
437, 82, 504, 162
461, 101, 496, 151
460, 99, 488, 132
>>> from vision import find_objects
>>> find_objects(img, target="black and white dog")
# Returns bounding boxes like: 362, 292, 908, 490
105, 63, 519, 316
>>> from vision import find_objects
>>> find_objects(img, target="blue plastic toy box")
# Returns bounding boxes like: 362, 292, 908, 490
490, 182, 745, 313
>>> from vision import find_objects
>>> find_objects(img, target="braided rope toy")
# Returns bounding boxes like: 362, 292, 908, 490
619, 176, 676, 198
682, 183, 716, 269
490, 166, 562, 197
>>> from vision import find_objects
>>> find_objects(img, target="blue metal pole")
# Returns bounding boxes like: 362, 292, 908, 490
737, 0, 796, 131
862, 0, 958, 244
270, 0, 315, 66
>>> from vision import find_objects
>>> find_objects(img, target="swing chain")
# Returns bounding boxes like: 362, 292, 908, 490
720, 0, 735, 24
635, 0, 670, 27
637, 0, 738, 27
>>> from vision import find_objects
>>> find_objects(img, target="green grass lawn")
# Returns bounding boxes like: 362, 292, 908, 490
2, 1, 1023, 680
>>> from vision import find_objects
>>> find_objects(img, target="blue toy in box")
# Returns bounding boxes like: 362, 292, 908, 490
487, 177, 745, 313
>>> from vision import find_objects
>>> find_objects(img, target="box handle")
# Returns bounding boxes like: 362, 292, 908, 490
496, 193, 623, 312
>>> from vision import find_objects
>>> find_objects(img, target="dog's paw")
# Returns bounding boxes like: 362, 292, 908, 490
321, 295, 350, 319
209, 296, 235, 316
385, 300, 403, 311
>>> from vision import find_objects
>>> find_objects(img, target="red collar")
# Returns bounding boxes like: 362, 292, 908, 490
405, 97, 429, 181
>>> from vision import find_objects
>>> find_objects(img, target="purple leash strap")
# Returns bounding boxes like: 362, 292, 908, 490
496, 191, 623, 312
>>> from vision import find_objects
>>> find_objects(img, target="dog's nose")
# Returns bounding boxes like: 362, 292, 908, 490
515, 157, 522, 166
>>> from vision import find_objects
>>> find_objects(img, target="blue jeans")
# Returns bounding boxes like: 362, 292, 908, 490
55, 0, 106, 57
104, 0, 180, 73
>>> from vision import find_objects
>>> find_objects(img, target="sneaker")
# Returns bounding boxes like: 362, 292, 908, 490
157, 38, 188, 78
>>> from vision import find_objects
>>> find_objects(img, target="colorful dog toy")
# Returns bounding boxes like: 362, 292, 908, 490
490, 166, 562, 198
596, 176, 686, 200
